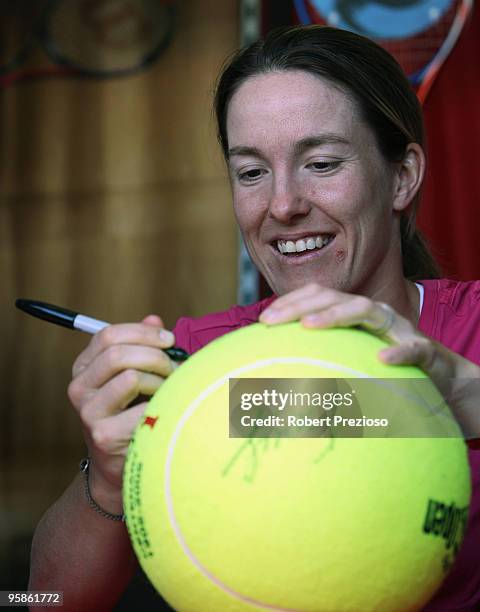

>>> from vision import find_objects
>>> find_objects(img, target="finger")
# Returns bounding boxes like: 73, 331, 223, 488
73, 322, 175, 376
379, 344, 480, 440
86, 402, 150, 456
263, 292, 389, 334
299, 295, 375, 328
260, 287, 416, 358
265, 283, 325, 309
302, 299, 415, 346
260, 286, 344, 324
78, 370, 165, 424
142, 314, 164, 326
74, 344, 174, 392
379, 339, 454, 380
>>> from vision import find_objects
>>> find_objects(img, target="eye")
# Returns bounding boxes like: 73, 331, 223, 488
238, 168, 266, 183
308, 160, 341, 173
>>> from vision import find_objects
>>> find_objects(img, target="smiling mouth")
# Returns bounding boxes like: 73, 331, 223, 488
274, 234, 335, 257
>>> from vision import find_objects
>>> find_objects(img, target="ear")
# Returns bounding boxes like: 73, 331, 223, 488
392, 143, 426, 212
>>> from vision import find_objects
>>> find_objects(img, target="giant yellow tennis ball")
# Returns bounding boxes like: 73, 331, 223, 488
123, 322, 471, 612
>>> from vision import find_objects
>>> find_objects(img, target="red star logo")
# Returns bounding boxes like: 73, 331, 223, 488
143, 416, 158, 429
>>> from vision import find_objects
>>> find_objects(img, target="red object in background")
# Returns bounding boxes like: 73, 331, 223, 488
260, 1, 480, 282
420, 7, 480, 280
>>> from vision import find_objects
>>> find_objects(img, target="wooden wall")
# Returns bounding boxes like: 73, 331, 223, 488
0, 0, 239, 582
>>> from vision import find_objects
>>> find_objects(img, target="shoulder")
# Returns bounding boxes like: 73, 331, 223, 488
419, 278, 480, 364
172, 295, 276, 354
422, 278, 480, 310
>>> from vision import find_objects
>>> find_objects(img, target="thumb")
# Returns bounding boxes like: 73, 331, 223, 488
141, 314, 165, 327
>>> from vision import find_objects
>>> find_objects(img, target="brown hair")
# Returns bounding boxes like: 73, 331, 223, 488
214, 25, 440, 280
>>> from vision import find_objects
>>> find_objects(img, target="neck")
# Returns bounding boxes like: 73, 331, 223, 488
355, 233, 421, 326
368, 276, 420, 327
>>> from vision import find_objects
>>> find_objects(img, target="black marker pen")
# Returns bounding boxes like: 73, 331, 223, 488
15, 298, 189, 362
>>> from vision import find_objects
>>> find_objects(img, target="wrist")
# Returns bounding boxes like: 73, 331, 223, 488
80, 458, 125, 520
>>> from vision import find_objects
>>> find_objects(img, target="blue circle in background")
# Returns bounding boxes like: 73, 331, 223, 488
306, 0, 454, 38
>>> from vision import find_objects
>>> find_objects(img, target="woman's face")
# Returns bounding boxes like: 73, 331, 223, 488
226, 70, 403, 297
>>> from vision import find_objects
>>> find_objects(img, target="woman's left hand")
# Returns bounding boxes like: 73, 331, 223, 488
259, 283, 480, 440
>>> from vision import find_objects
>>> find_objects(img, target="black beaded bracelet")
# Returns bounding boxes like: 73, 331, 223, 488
79, 458, 125, 522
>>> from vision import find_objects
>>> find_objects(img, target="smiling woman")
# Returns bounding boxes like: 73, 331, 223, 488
28, 24, 480, 612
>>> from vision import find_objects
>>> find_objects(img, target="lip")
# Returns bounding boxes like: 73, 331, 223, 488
269, 235, 336, 263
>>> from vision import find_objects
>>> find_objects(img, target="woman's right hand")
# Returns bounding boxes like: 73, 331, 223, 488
67, 314, 177, 512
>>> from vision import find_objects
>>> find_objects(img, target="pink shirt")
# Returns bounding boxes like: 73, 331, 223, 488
173, 279, 480, 611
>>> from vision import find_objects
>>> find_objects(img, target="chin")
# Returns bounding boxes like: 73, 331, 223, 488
273, 274, 340, 295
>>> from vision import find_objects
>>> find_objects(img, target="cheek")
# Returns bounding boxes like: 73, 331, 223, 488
311, 170, 383, 218
232, 189, 265, 233
305, 179, 361, 220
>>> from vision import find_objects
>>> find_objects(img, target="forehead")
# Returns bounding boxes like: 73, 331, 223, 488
226, 70, 365, 148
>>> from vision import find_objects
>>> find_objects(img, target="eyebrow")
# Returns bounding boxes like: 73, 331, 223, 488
294, 135, 351, 154
227, 134, 351, 160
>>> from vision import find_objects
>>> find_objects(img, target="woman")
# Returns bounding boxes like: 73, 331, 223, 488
29, 26, 480, 611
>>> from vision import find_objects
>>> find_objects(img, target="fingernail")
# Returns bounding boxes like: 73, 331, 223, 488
260, 309, 281, 322
159, 329, 174, 344
303, 313, 321, 324
379, 349, 397, 364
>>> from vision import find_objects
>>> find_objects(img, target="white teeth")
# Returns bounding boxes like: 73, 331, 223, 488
276, 234, 333, 254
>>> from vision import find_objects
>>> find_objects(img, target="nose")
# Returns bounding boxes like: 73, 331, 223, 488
268, 173, 311, 223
